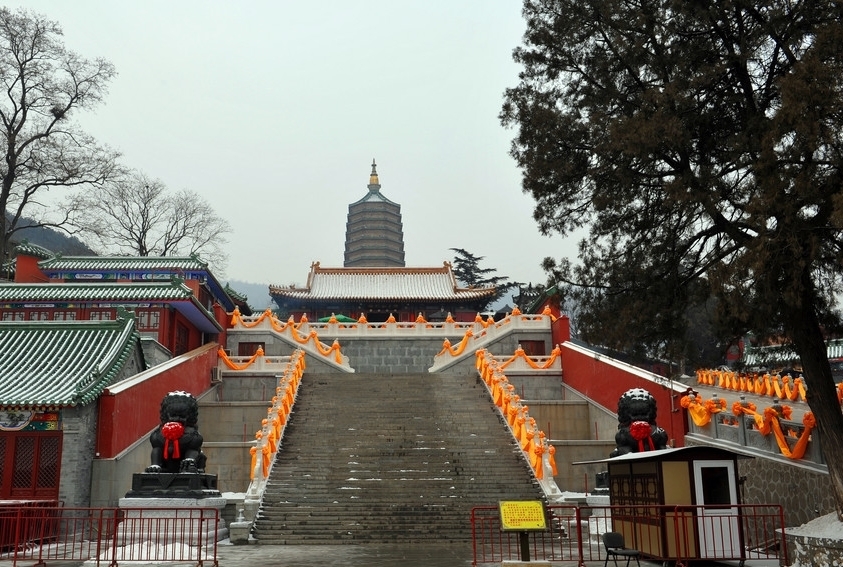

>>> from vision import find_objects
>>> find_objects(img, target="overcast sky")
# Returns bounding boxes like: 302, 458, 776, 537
13, 1, 579, 287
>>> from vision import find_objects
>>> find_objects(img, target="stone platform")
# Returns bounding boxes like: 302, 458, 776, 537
125, 472, 221, 499
118, 495, 230, 543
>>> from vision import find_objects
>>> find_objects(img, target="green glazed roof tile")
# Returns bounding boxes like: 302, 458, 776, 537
38, 254, 209, 272
14, 241, 55, 260
0, 316, 139, 409
0, 280, 194, 302
0, 281, 222, 333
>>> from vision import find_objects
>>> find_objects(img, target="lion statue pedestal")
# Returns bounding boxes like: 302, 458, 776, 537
121, 391, 228, 542
126, 391, 221, 499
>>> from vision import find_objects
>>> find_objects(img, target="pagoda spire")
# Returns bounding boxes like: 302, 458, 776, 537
368, 158, 381, 191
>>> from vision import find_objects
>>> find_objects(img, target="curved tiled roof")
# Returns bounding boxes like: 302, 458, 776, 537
0, 281, 196, 302
350, 188, 399, 207
36, 254, 235, 312
38, 254, 209, 272
224, 283, 248, 303
14, 241, 54, 260
0, 281, 223, 333
742, 338, 843, 367
0, 316, 139, 409
269, 263, 496, 301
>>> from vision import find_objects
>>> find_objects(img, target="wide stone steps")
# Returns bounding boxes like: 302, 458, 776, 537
252, 372, 545, 544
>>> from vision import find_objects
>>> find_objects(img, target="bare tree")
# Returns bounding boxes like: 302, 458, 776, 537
0, 7, 120, 257
69, 171, 231, 273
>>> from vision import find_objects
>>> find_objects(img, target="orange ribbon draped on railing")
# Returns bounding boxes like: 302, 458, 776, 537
499, 345, 562, 370
240, 350, 306, 487
680, 395, 726, 427
682, 391, 817, 460
225, 309, 348, 367
696, 368, 808, 402
475, 348, 557, 481
218, 346, 264, 370
731, 402, 816, 460
437, 330, 474, 357
691, 363, 840, 461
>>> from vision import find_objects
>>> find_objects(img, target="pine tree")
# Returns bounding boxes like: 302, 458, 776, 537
502, 0, 843, 516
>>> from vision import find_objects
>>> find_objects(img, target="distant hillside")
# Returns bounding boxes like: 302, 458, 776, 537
7, 217, 275, 312
225, 279, 273, 311
8, 215, 97, 256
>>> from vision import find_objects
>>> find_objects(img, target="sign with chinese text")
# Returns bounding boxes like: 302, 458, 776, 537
498, 500, 546, 531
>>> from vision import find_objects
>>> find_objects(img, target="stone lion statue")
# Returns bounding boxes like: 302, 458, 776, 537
610, 387, 669, 457
145, 391, 207, 474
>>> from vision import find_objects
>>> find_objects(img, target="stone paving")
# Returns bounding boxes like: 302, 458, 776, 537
208, 542, 774, 566
215, 542, 476, 566
210, 541, 663, 567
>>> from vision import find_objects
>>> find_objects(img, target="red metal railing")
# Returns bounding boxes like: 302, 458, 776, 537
671, 504, 787, 565
0, 506, 219, 566
471, 503, 786, 567
0, 501, 62, 551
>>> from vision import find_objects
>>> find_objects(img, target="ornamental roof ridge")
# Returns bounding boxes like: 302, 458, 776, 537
39, 254, 210, 270
312, 264, 451, 275
35, 254, 236, 312
224, 283, 248, 302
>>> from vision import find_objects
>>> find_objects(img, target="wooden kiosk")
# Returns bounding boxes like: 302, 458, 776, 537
577, 446, 749, 562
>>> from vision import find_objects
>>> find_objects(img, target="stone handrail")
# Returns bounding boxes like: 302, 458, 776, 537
428, 309, 555, 372
218, 350, 299, 372
697, 368, 808, 402
475, 348, 564, 501
233, 349, 306, 520
227, 309, 353, 372
688, 368, 832, 464
495, 345, 562, 373
227, 307, 552, 373
230, 306, 552, 338
688, 407, 824, 466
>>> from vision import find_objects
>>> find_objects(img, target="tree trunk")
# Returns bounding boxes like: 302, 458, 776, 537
787, 290, 843, 520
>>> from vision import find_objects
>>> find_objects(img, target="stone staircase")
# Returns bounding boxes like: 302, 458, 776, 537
252, 372, 545, 544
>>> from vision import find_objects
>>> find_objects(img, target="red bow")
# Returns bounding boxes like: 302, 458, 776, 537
629, 421, 654, 452
162, 421, 185, 459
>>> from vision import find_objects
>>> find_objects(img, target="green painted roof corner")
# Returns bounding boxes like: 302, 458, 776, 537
224, 283, 248, 302
0, 316, 141, 409
14, 240, 55, 260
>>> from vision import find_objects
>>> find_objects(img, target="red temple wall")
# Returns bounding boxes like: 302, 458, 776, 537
95, 343, 218, 458
560, 343, 688, 447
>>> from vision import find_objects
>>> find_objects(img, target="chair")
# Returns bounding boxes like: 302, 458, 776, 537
602, 531, 641, 567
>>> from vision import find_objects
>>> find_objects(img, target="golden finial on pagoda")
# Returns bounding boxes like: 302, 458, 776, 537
369, 158, 380, 186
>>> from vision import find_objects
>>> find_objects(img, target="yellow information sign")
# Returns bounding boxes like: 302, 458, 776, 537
498, 500, 547, 531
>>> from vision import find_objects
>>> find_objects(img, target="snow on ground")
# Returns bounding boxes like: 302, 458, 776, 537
786, 511, 843, 539
82, 541, 215, 565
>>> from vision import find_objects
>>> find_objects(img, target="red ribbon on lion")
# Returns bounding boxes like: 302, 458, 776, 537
162, 421, 185, 459
629, 420, 654, 452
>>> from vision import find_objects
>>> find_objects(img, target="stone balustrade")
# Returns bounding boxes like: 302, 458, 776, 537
216, 349, 307, 522
231, 307, 551, 339
228, 308, 553, 373
475, 348, 563, 500
216, 354, 294, 372
687, 407, 824, 467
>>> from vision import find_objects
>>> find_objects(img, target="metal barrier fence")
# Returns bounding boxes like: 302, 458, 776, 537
471, 503, 786, 566
0, 506, 219, 566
